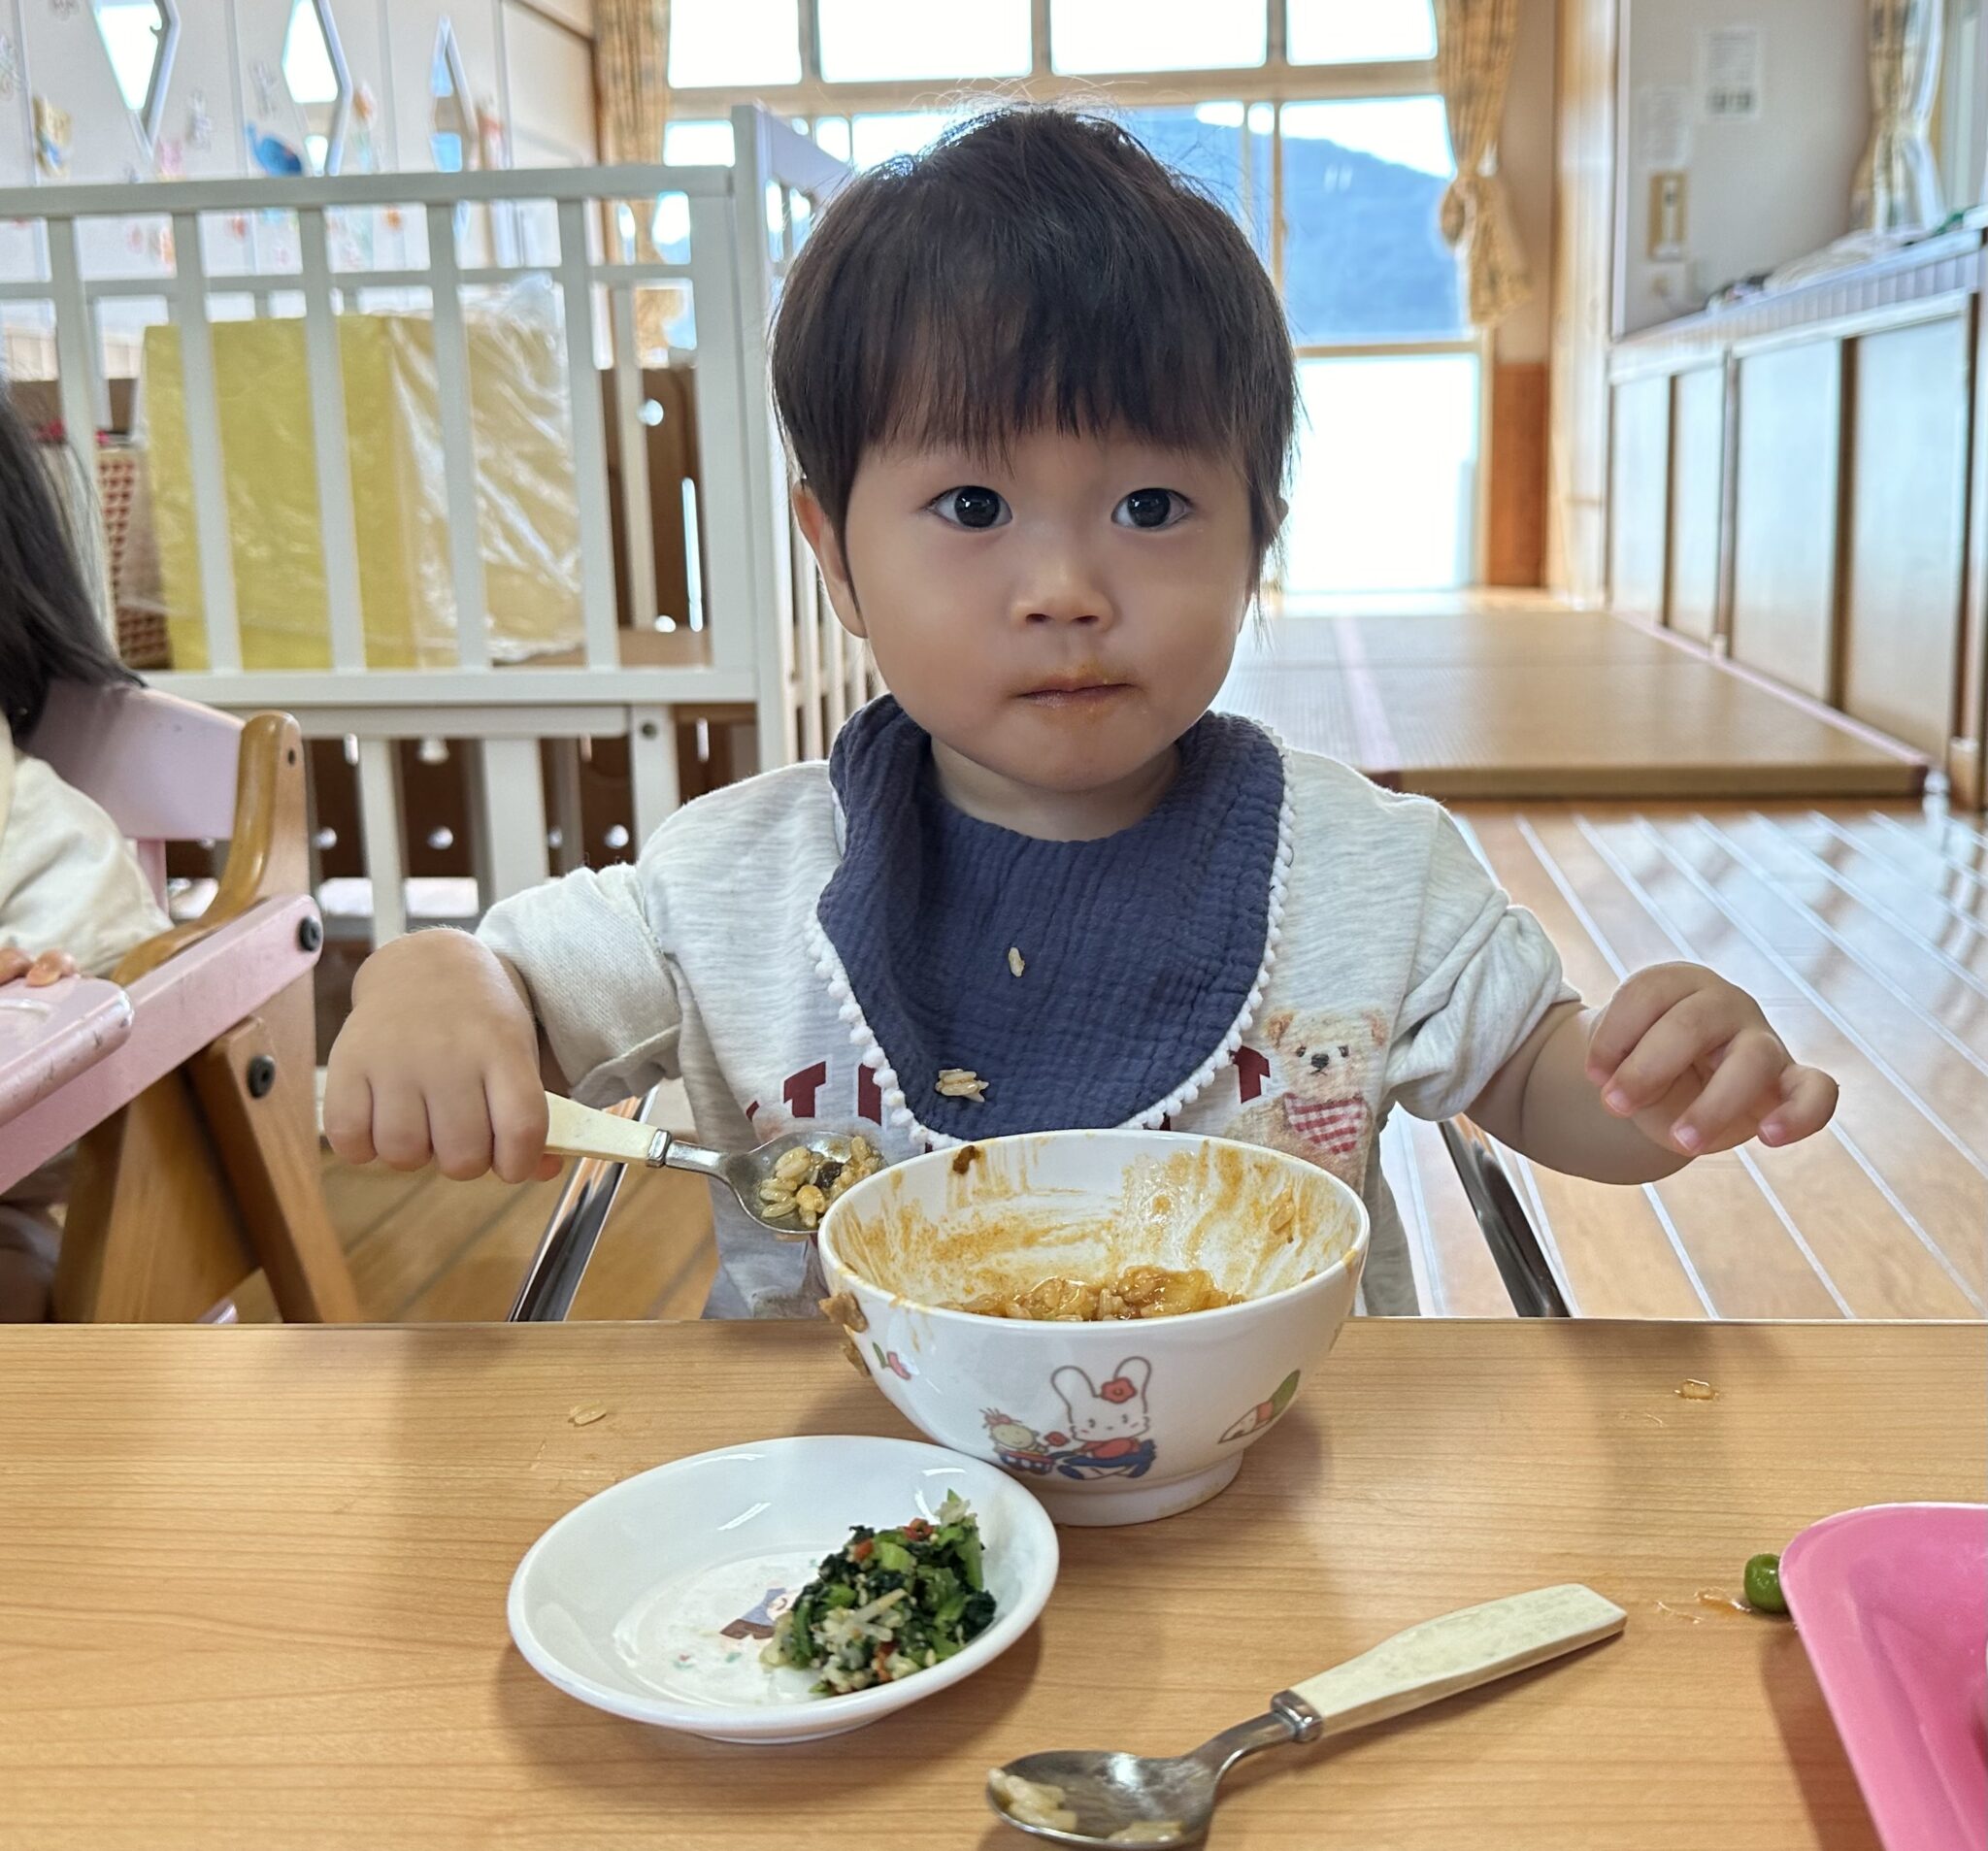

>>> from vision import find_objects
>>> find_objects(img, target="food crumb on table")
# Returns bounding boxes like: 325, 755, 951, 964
937, 1068, 988, 1102
567, 1404, 608, 1427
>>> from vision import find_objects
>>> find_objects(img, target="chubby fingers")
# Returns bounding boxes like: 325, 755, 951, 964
1666, 1027, 1793, 1152
1594, 985, 1754, 1117
1585, 965, 1712, 1090
1758, 1064, 1838, 1147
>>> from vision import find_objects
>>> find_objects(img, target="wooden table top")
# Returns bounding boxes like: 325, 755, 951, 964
1, 1319, 1979, 1851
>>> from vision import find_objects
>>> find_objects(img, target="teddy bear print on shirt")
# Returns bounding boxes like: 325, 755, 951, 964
1225, 1008, 1387, 1189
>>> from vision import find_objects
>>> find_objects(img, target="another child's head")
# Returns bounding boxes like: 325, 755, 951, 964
773, 108, 1294, 817
0, 393, 133, 742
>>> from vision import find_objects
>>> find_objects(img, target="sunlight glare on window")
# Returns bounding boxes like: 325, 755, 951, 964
1283, 353, 1479, 592
282, 0, 340, 105
1281, 95, 1452, 175
92, 0, 167, 115
1286, 0, 1437, 66
668, 0, 802, 88
850, 110, 959, 168
1050, 0, 1265, 75
664, 118, 738, 166
819, 0, 1029, 83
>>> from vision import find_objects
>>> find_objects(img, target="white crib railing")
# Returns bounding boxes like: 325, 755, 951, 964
0, 106, 878, 942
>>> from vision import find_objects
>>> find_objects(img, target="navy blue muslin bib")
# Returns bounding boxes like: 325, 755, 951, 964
815, 698, 1285, 1140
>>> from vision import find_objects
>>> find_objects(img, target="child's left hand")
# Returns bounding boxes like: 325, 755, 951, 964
1584, 962, 1838, 1156
0, 946, 78, 988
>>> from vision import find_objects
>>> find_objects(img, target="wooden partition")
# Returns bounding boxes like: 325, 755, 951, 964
1730, 339, 1842, 704
1607, 221, 1987, 804
1666, 364, 1726, 646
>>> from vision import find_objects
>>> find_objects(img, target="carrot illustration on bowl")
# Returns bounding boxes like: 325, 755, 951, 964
1219, 1370, 1301, 1443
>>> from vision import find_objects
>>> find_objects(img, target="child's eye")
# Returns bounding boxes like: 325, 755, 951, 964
930, 485, 1010, 530
1113, 488, 1189, 530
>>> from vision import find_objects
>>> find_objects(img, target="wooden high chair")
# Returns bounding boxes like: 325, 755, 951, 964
1, 683, 357, 1322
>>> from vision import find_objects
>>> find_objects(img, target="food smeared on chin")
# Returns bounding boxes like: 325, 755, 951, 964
956, 1264, 1238, 1322
762, 1493, 996, 1696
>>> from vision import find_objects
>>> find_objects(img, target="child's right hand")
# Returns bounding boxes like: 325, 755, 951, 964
323, 931, 560, 1183
0, 946, 79, 986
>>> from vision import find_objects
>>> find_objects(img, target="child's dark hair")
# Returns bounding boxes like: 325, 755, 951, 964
772, 107, 1296, 567
0, 392, 133, 740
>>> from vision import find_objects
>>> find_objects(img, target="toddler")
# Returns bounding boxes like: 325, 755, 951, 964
326, 110, 1836, 1315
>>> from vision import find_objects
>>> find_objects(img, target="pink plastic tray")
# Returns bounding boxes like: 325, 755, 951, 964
1780, 1503, 1987, 1851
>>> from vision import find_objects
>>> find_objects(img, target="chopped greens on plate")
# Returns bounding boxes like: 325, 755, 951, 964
762, 1491, 996, 1695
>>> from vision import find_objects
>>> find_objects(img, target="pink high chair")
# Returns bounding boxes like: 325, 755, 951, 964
0, 683, 357, 1322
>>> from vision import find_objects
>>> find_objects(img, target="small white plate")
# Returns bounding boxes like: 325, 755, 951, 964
507, 1435, 1059, 1743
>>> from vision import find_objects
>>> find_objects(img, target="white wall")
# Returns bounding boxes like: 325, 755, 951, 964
0, 0, 594, 191
1616, 0, 1869, 334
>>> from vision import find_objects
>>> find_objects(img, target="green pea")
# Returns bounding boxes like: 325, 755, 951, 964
1744, 1552, 1788, 1614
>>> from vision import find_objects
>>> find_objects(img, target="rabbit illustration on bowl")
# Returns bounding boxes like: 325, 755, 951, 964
1045, 1359, 1158, 1481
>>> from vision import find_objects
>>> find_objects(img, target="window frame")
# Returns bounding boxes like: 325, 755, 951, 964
667, 0, 1488, 588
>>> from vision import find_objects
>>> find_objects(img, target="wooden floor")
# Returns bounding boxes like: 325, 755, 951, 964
1222, 602, 1926, 800
1385, 795, 1987, 1320
263, 791, 1983, 1327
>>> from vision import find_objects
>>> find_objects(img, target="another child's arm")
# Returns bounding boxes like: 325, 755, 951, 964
1468, 961, 1838, 1182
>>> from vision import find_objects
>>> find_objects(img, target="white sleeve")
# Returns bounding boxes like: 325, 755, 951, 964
1382, 808, 1576, 1122
476, 847, 684, 1108
0, 754, 172, 978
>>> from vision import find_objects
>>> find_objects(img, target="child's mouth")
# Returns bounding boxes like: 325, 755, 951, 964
1020, 680, 1130, 710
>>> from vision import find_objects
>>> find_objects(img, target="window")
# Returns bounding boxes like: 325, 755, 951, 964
282, 0, 340, 104
1278, 97, 1461, 344
1284, 353, 1479, 592
429, 20, 474, 172
818, 0, 1029, 83
662, 2, 1487, 591
663, 118, 738, 166
850, 110, 960, 168
668, 0, 802, 88
282, 0, 350, 175
1286, 0, 1437, 66
1049, 0, 1266, 74
1117, 105, 1246, 220
90, 0, 179, 149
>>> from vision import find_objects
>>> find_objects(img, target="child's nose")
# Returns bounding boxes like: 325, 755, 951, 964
1015, 548, 1114, 628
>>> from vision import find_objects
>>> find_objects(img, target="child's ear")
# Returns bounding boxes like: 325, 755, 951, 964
792, 482, 867, 640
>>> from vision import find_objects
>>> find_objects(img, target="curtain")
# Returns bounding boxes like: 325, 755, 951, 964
1852, 0, 1946, 232
1434, 0, 1532, 329
596, 0, 674, 355
596, 0, 671, 166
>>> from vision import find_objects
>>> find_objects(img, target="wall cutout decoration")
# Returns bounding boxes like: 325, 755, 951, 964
89, 0, 181, 156
282, 0, 351, 175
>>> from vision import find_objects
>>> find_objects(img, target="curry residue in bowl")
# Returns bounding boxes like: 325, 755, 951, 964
831, 1142, 1352, 1315
953, 1264, 1237, 1322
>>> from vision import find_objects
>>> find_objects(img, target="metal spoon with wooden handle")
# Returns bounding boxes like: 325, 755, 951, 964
541, 1093, 874, 1238
987, 1584, 1627, 1846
